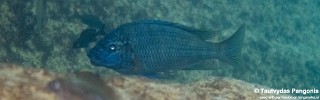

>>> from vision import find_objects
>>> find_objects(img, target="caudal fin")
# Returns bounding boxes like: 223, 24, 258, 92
217, 24, 245, 67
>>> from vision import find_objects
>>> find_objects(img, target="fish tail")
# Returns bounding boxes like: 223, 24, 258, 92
216, 24, 245, 67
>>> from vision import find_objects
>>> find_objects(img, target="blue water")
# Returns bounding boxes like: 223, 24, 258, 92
0, 0, 319, 97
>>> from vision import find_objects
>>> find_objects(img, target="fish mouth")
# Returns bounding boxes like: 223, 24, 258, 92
89, 59, 103, 66
89, 59, 116, 67
87, 48, 117, 68
87, 50, 104, 66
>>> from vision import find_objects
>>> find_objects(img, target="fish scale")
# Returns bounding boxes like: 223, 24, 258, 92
130, 29, 216, 72
87, 20, 245, 75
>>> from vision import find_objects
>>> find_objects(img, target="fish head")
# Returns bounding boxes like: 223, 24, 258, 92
87, 33, 133, 70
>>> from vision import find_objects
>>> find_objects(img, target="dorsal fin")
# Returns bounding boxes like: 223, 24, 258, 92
133, 19, 219, 40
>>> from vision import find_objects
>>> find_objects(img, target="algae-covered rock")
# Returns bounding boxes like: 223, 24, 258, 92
0, 63, 58, 100
0, 63, 289, 100
106, 76, 285, 100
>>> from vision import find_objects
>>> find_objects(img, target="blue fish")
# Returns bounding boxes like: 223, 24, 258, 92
73, 24, 105, 48
87, 20, 245, 75
72, 28, 98, 48
72, 15, 105, 48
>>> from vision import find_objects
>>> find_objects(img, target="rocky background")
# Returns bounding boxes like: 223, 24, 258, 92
0, 64, 291, 100
0, 0, 319, 97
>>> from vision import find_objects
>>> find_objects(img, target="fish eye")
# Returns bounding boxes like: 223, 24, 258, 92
108, 43, 117, 51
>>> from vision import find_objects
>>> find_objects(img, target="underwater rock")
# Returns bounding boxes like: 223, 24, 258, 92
0, 64, 288, 100
0, 63, 58, 100
105, 76, 284, 100
46, 72, 118, 100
